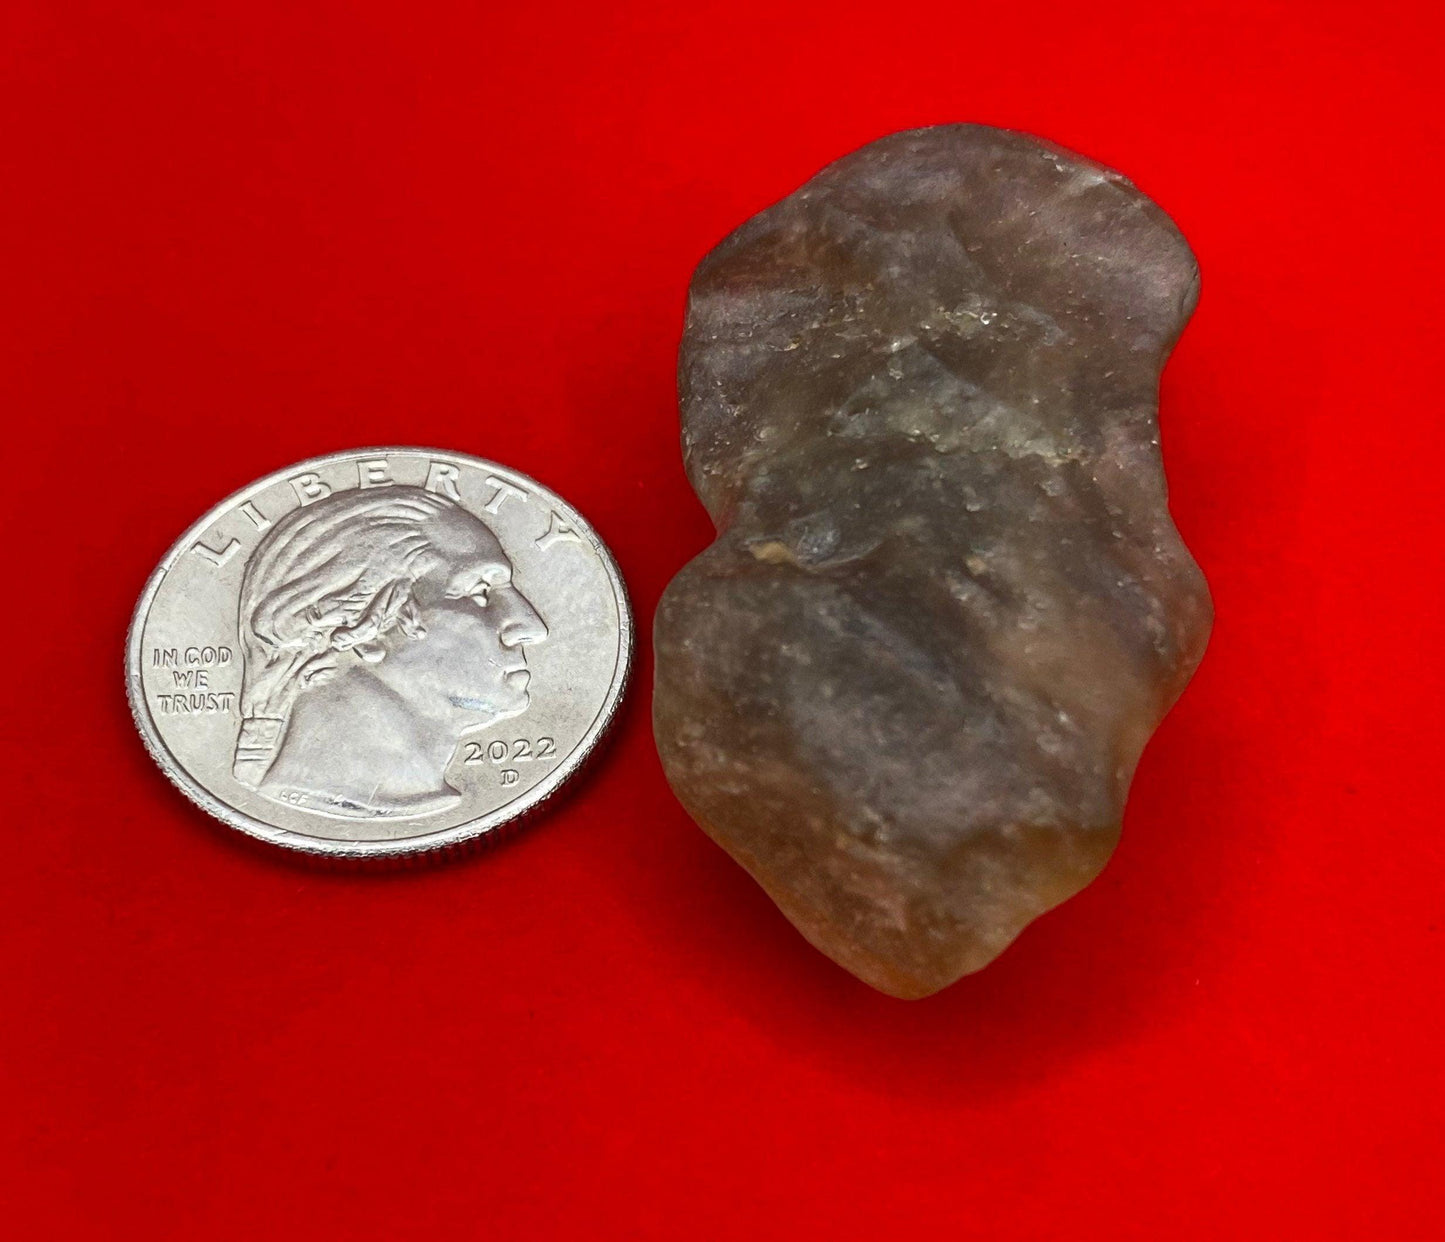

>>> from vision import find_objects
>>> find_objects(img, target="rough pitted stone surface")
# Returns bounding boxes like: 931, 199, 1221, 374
653, 125, 1212, 999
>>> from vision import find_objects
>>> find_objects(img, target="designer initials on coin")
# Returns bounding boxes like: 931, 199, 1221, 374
127, 448, 632, 858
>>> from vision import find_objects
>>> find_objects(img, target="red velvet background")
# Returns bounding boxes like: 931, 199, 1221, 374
3, 2, 1441, 1237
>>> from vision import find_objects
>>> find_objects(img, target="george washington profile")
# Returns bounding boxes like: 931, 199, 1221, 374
231, 486, 547, 818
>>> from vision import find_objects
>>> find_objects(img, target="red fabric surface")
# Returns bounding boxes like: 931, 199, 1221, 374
3, 2, 1441, 1238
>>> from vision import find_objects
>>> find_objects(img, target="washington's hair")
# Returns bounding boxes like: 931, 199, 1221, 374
232, 486, 459, 787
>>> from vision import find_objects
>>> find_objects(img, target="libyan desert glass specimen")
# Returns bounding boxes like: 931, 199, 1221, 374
653, 125, 1212, 998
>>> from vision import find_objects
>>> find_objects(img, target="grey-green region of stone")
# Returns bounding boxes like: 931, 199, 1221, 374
653, 125, 1212, 998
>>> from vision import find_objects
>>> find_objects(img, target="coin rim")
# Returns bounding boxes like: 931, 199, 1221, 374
125, 446, 633, 858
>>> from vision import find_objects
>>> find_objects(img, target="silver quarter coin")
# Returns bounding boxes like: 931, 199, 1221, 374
126, 447, 632, 858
